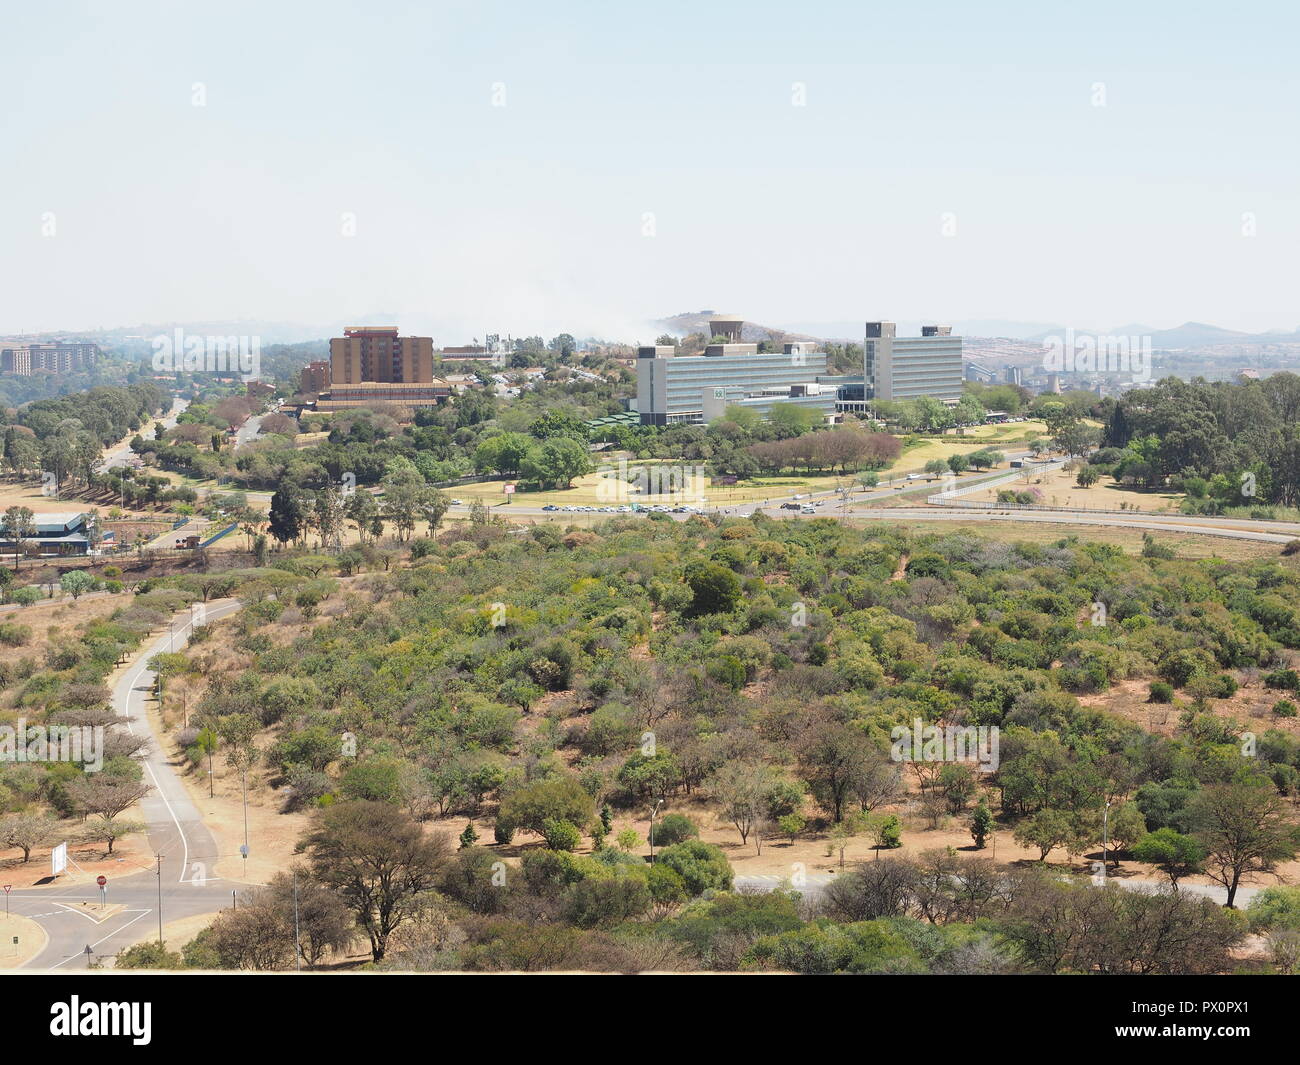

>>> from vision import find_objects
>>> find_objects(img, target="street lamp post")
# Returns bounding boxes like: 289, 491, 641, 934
1101, 800, 1112, 879
647, 799, 664, 864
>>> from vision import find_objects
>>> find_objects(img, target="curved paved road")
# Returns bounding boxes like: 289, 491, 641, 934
8, 598, 246, 969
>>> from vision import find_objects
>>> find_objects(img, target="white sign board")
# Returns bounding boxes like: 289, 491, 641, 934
51, 841, 67, 877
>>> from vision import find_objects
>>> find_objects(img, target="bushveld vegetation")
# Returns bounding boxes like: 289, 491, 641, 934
71, 507, 1300, 971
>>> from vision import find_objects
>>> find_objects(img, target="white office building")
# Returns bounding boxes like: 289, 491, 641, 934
864, 322, 963, 402
636, 341, 836, 425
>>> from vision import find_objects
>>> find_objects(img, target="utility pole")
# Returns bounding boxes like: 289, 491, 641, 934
293, 870, 301, 972
241, 767, 249, 878
155, 853, 163, 945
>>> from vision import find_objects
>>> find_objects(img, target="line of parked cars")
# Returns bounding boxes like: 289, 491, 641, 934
538, 503, 703, 514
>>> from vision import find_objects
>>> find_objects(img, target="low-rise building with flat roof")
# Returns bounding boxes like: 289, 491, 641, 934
0, 512, 113, 557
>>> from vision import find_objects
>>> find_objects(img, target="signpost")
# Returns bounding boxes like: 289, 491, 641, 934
96, 875, 107, 910
51, 842, 67, 877
3, 884, 9, 918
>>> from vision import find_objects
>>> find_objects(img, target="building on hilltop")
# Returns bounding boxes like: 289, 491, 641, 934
316, 327, 450, 410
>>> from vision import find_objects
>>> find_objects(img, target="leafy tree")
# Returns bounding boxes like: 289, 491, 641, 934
873, 813, 902, 850
1, 506, 36, 569
381, 468, 431, 542
301, 801, 451, 961
778, 812, 806, 844
497, 776, 593, 838
59, 570, 93, 600
1187, 782, 1300, 907
1013, 808, 1091, 862
340, 758, 405, 804
970, 802, 994, 849
683, 561, 741, 616
521, 437, 593, 490
1131, 828, 1205, 888
268, 486, 308, 546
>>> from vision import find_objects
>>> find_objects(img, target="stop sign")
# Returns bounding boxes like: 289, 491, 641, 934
96, 876, 107, 887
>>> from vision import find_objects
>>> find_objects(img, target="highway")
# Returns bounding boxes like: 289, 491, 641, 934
9, 599, 247, 969
458, 447, 1300, 545
486, 497, 1299, 545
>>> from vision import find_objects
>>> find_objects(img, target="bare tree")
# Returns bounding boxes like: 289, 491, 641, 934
1, 812, 58, 862
69, 776, 151, 821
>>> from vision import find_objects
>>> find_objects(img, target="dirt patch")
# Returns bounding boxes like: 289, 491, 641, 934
0, 911, 47, 968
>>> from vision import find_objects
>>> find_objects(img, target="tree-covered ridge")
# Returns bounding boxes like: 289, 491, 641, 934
196, 517, 1300, 830
125, 513, 1297, 972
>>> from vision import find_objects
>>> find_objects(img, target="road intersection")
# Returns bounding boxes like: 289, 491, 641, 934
8, 599, 247, 969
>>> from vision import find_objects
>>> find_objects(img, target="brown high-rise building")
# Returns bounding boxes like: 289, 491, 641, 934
329, 326, 433, 385
318, 327, 448, 410
300, 360, 331, 393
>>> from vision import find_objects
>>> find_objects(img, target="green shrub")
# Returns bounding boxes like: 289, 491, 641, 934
1209, 674, 1238, 699
649, 813, 698, 847
1264, 669, 1300, 692
656, 839, 733, 896
1148, 681, 1175, 703
876, 814, 903, 849
116, 940, 184, 969
0, 623, 31, 647
540, 817, 582, 852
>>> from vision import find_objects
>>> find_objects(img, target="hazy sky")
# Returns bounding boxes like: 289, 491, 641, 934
4, 0, 1298, 340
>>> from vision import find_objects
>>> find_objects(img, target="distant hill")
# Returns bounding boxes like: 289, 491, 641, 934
654, 311, 818, 344
1139, 322, 1252, 348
